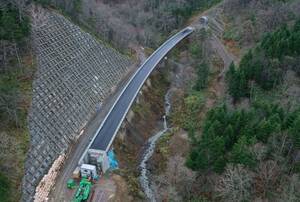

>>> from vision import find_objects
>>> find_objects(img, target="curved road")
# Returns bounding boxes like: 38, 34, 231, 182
89, 27, 194, 151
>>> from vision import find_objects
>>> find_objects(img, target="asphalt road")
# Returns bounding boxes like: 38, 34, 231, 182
49, 51, 143, 202
90, 27, 194, 151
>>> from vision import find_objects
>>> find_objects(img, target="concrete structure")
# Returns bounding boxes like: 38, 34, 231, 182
22, 8, 131, 202
80, 164, 97, 179
200, 16, 209, 25
78, 27, 194, 174
85, 149, 110, 173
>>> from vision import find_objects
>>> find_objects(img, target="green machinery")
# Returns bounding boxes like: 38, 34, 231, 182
72, 178, 92, 202
67, 179, 76, 189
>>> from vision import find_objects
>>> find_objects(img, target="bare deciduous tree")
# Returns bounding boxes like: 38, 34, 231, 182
216, 164, 254, 202
0, 91, 20, 127
279, 174, 300, 202
254, 160, 280, 198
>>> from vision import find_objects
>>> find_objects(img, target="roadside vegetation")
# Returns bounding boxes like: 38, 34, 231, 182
171, 29, 210, 132
0, 3, 33, 202
113, 70, 170, 200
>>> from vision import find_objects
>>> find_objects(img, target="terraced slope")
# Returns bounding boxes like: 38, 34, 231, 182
22, 8, 131, 201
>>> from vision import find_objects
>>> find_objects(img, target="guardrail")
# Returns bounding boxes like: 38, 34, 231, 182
79, 26, 194, 165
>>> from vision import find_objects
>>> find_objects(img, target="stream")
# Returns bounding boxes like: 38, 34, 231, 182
139, 89, 172, 202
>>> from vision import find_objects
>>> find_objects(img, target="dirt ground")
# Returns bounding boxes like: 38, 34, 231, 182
61, 173, 129, 202
111, 174, 132, 202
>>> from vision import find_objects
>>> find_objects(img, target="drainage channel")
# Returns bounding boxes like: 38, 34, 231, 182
139, 89, 172, 201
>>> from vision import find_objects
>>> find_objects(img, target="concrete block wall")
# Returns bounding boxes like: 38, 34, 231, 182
22, 9, 131, 201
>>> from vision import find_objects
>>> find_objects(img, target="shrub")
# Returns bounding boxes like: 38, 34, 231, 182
0, 172, 11, 202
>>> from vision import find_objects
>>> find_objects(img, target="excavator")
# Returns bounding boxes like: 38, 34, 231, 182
72, 178, 92, 202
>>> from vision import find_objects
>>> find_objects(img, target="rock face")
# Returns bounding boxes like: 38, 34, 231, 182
22, 8, 131, 201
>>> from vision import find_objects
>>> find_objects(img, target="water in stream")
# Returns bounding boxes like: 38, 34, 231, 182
139, 89, 172, 201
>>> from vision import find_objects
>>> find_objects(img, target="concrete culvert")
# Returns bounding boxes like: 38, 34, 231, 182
200, 16, 209, 25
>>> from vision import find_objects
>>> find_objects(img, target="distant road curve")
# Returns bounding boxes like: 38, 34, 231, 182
89, 27, 194, 152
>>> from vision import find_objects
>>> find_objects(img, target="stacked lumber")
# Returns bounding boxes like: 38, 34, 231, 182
34, 154, 66, 202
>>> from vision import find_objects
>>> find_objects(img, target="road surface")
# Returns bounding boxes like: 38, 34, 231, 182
90, 27, 194, 151
49, 47, 145, 202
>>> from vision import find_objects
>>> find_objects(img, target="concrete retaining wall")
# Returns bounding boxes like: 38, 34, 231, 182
22, 9, 131, 201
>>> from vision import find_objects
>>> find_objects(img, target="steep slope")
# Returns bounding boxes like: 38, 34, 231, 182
22, 7, 131, 201
147, 0, 300, 201
0, 3, 33, 202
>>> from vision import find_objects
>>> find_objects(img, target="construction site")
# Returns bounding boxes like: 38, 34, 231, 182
3, 1, 300, 202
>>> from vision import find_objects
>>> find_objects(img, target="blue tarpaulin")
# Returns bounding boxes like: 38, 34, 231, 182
108, 149, 118, 170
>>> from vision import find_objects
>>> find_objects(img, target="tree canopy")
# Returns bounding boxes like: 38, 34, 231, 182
226, 19, 300, 101
186, 102, 300, 173
0, 5, 30, 42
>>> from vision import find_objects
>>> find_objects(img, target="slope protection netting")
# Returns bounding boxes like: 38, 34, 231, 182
22, 9, 131, 201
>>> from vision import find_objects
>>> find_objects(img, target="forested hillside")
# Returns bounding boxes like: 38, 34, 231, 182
33, 0, 221, 49
1, 0, 300, 201
177, 1, 300, 201
227, 20, 300, 100
0, 2, 34, 202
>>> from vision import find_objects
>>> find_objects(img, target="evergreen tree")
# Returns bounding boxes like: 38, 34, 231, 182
223, 124, 234, 149
227, 61, 250, 101
250, 58, 261, 81
226, 62, 236, 81
0, 172, 11, 202
230, 136, 256, 167
289, 115, 300, 149
294, 19, 300, 32
194, 63, 209, 90
283, 108, 300, 130
238, 71, 249, 97
256, 119, 274, 142
0, 5, 30, 42
227, 65, 240, 100
187, 128, 227, 172
210, 136, 226, 171
239, 50, 253, 78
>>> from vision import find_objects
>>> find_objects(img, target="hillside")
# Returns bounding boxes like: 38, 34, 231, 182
22, 7, 132, 202
1, 0, 300, 201
0, 3, 33, 202
149, 0, 300, 201
34, 0, 221, 49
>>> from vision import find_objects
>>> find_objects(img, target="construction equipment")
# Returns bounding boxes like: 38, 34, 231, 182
80, 164, 97, 179
72, 178, 92, 202
67, 179, 76, 189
